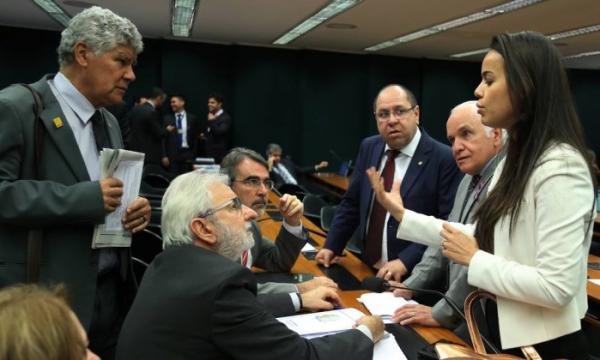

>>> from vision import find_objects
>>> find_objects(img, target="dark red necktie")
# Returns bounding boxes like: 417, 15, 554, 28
364, 149, 398, 265
241, 250, 249, 268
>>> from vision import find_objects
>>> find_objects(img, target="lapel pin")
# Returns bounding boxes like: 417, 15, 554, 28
417, 161, 423, 166
53, 117, 63, 128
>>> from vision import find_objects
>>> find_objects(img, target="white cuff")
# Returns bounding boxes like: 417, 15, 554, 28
282, 220, 304, 238
355, 325, 374, 342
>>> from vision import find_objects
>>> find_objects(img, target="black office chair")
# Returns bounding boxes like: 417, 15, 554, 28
131, 228, 163, 265
320, 205, 362, 256
320, 205, 337, 231
277, 183, 306, 199
132, 257, 149, 284
303, 194, 327, 227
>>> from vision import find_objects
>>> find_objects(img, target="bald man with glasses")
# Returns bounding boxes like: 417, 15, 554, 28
221, 148, 338, 316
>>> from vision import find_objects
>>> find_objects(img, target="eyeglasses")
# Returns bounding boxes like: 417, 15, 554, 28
375, 106, 416, 122
232, 177, 275, 190
197, 197, 242, 218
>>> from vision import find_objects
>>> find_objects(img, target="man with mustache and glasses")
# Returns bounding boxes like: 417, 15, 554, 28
316, 84, 461, 283
221, 148, 339, 316
116, 171, 384, 359
0, 7, 150, 359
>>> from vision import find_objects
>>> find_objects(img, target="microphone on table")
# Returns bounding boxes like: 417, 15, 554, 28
361, 276, 500, 354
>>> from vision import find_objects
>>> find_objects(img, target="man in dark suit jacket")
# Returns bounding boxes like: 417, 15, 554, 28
266, 143, 329, 189
163, 94, 199, 174
203, 92, 232, 163
116, 171, 383, 360
221, 148, 339, 316
127, 87, 175, 169
316, 84, 462, 281
0, 7, 151, 359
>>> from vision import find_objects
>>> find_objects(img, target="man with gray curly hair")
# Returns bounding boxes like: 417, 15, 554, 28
0, 6, 148, 360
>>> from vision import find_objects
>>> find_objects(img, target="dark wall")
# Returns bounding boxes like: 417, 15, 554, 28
2, 25, 599, 166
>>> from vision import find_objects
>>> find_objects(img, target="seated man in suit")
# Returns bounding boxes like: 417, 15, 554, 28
116, 171, 384, 359
221, 148, 338, 315
163, 94, 199, 174
267, 143, 328, 189
383, 101, 504, 333
316, 84, 462, 281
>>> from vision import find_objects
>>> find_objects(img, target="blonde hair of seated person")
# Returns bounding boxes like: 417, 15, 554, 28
0, 284, 98, 360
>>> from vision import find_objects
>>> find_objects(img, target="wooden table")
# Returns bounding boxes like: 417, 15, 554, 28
589, 254, 600, 303
260, 191, 466, 347
308, 172, 350, 198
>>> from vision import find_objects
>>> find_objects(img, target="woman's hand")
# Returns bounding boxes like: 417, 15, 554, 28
366, 167, 405, 222
440, 223, 479, 266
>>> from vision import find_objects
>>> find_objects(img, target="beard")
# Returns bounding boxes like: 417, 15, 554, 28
213, 220, 255, 261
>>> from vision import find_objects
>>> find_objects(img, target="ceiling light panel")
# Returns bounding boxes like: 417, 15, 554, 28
273, 0, 362, 45
172, 0, 198, 37
32, 0, 71, 27
365, 0, 542, 52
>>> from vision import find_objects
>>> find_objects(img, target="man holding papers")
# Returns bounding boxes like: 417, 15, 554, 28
0, 7, 150, 359
116, 172, 383, 359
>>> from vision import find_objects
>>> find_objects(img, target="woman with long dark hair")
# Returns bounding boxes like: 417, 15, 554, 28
368, 31, 596, 359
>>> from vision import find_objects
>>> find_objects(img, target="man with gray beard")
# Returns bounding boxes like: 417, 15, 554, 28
116, 172, 384, 360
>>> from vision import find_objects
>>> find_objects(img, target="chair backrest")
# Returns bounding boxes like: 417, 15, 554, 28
303, 194, 327, 218
131, 228, 163, 264
143, 172, 171, 189
320, 205, 338, 231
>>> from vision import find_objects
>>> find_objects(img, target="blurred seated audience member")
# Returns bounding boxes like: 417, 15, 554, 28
266, 143, 328, 189
0, 284, 99, 360
116, 171, 383, 359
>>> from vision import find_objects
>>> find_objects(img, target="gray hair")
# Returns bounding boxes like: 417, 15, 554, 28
220, 147, 268, 181
57, 6, 143, 66
450, 100, 508, 144
161, 171, 229, 248
265, 143, 282, 156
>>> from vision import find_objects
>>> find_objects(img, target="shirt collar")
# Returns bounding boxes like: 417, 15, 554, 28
215, 109, 223, 117
53, 72, 96, 124
385, 127, 421, 158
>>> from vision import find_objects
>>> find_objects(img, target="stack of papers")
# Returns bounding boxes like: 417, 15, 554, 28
278, 308, 364, 338
277, 308, 407, 360
359, 292, 417, 323
92, 148, 144, 248
589, 279, 600, 286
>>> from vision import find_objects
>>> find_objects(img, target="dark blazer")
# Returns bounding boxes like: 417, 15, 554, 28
205, 111, 232, 163
116, 245, 373, 360
270, 158, 317, 188
163, 111, 199, 161
128, 102, 169, 165
249, 221, 306, 316
0, 74, 136, 329
324, 131, 462, 271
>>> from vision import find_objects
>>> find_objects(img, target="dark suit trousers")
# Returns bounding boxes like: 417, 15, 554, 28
88, 268, 127, 360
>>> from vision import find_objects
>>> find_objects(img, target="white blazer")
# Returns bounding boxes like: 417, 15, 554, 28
397, 144, 594, 349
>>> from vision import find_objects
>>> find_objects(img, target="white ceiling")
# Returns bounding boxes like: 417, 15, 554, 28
1, 0, 600, 69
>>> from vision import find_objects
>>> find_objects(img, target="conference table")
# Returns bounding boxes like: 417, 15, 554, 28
308, 172, 350, 198
259, 191, 465, 357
